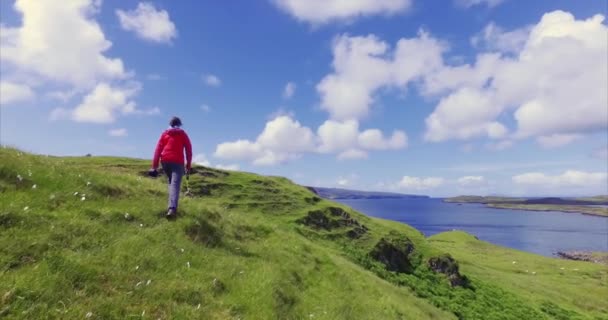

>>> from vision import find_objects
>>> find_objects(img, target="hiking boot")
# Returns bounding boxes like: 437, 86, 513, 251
166, 208, 177, 219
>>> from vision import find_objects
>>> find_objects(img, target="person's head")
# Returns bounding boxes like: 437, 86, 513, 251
169, 116, 182, 128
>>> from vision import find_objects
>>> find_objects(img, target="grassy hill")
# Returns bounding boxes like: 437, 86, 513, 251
1, 147, 606, 319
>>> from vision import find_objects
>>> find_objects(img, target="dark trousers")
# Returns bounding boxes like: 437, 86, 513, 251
161, 162, 184, 210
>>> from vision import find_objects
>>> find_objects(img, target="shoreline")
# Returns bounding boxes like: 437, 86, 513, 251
485, 203, 608, 217
556, 251, 608, 266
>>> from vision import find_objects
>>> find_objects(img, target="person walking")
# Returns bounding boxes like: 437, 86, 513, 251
149, 116, 192, 219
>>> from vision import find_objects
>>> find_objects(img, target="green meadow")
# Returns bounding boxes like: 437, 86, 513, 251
1, 148, 606, 319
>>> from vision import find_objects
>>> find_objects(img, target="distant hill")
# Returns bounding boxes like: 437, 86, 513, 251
308, 186, 429, 200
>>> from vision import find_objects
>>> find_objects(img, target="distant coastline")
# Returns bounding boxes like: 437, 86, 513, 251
307, 186, 429, 200
444, 196, 608, 217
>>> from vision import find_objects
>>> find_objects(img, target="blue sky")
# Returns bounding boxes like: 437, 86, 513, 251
1, 0, 607, 197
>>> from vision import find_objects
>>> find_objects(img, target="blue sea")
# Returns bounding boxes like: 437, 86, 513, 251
336, 198, 608, 257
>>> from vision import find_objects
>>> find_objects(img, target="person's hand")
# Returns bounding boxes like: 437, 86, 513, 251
147, 168, 158, 177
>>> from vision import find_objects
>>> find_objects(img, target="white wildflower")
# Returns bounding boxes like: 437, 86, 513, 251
124, 213, 131, 220
23, 206, 29, 211
239, 271, 244, 274
146, 279, 151, 286
512, 261, 516, 264
32, 184, 37, 189
560, 267, 565, 270
86, 181, 91, 186
135, 265, 139, 270
532, 271, 536, 275
196, 303, 201, 310
50, 194, 56, 200
141, 310, 145, 317
17, 174, 23, 181
136, 281, 143, 287
74, 192, 79, 196
573, 268, 579, 271
85, 311, 93, 318
81, 196, 86, 201
139, 224, 144, 227
28, 170, 32, 176
187, 262, 190, 268
180, 248, 184, 253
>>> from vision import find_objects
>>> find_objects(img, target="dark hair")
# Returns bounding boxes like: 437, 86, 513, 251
169, 116, 182, 127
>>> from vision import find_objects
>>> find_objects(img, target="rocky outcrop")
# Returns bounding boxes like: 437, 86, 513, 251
556, 251, 608, 266
428, 254, 468, 287
370, 235, 418, 273
297, 207, 368, 238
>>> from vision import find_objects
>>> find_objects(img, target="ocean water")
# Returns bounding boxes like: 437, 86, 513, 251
336, 198, 608, 257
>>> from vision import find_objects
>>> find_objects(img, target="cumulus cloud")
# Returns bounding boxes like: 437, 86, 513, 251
193, 154, 239, 171
423, 11, 607, 145
215, 116, 315, 166
215, 116, 407, 165
71, 82, 148, 123
283, 82, 296, 99
271, 0, 412, 25
458, 176, 486, 187
318, 32, 444, 121
116, 2, 177, 44
397, 176, 445, 190
203, 74, 221, 87
109, 128, 128, 137
513, 170, 608, 189
1, 0, 127, 87
316, 11, 606, 147
471, 22, 531, 53
0, 81, 34, 106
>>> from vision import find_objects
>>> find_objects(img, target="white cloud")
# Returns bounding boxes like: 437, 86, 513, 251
193, 153, 239, 171
317, 119, 407, 154
46, 89, 78, 102
193, 154, 212, 167
455, 0, 504, 8
201, 104, 211, 112
0, 81, 34, 106
536, 134, 582, 149
317, 32, 444, 121
116, 2, 177, 44
283, 82, 296, 99
423, 11, 608, 145
109, 128, 128, 137
49, 108, 70, 121
203, 74, 221, 87
1, 0, 127, 87
271, 0, 412, 25
397, 176, 445, 190
71, 82, 140, 123
214, 116, 314, 166
458, 176, 486, 187
215, 116, 406, 165
358, 129, 407, 150
513, 170, 608, 189
471, 22, 531, 53
215, 164, 240, 171
337, 178, 350, 186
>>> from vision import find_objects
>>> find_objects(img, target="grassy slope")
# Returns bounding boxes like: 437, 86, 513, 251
429, 232, 608, 320
1, 148, 606, 319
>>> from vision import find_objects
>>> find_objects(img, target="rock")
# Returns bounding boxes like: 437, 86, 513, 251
428, 254, 468, 287
370, 235, 417, 273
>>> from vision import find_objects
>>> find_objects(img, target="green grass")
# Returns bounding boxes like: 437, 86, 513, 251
1, 147, 606, 319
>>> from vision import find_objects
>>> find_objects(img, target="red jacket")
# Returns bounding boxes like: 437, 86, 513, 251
152, 128, 193, 170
